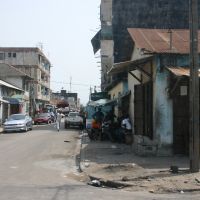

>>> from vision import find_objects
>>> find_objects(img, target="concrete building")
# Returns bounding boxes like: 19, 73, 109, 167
51, 90, 78, 111
0, 79, 24, 124
0, 63, 33, 115
0, 47, 51, 115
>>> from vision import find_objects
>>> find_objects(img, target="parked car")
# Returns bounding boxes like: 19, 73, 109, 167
34, 113, 55, 124
65, 112, 83, 129
3, 114, 33, 133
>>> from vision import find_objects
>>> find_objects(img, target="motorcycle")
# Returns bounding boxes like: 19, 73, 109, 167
88, 119, 102, 140
101, 120, 115, 141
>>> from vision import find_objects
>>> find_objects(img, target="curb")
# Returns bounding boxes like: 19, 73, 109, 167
78, 130, 132, 189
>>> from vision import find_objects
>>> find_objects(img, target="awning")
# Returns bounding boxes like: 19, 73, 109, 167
11, 94, 24, 100
108, 56, 153, 75
166, 66, 200, 77
87, 99, 116, 107
91, 30, 101, 54
3, 97, 23, 105
0, 98, 9, 104
0, 80, 24, 91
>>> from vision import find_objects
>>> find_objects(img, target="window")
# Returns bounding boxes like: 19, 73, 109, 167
8, 52, 12, 57
13, 53, 16, 57
0, 53, 5, 60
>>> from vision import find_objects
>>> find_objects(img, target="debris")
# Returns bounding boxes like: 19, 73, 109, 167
122, 176, 129, 181
84, 162, 90, 167
195, 178, 200, 183
170, 166, 179, 173
111, 145, 117, 149
149, 189, 154, 193
88, 179, 101, 187
180, 190, 184, 194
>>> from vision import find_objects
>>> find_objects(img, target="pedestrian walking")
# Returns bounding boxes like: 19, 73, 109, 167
56, 112, 62, 132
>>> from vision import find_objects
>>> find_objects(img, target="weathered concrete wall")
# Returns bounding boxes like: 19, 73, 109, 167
112, 0, 195, 63
101, 0, 112, 23
108, 81, 124, 100
153, 56, 173, 155
3, 77, 23, 89
0, 51, 38, 66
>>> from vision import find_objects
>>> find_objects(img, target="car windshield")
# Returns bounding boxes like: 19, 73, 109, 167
68, 113, 78, 117
8, 114, 25, 121
37, 113, 49, 118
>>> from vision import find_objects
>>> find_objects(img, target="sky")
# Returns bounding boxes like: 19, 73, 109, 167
0, 0, 101, 105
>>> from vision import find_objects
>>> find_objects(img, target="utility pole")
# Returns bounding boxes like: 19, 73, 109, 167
189, 0, 199, 172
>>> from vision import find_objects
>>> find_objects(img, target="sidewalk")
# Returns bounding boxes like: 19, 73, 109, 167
80, 132, 200, 193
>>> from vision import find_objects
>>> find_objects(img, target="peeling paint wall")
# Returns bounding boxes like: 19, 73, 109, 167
153, 57, 173, 155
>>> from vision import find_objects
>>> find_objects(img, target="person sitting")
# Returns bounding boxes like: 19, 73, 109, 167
121, 114, 132, 132
91, 107, 104, 140
92, 107, 104, 124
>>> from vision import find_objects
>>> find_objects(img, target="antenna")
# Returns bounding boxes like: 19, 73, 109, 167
70, 76, 72, 92
37, 42, 44, 51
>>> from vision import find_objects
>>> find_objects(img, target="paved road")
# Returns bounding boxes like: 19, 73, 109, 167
0, 123, 199, 200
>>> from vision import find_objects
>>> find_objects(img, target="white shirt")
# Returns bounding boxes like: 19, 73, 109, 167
121, 118, 132, 130
57, 113, 62, 122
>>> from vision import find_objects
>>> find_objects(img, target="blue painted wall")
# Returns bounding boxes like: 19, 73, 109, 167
153, 54, 191, 155
153, 56, 173, 155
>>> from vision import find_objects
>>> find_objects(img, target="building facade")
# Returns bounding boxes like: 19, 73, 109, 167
0, 48, 51, 115
92, 0, 198, 92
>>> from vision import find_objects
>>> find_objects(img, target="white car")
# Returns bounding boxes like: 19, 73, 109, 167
65, 112, 83, 129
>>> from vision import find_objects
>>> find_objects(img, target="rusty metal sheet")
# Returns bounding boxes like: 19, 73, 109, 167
128, 28, 200, 54
166, 66, 200, 77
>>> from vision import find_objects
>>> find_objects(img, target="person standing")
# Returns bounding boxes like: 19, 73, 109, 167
56, 112, 62, 132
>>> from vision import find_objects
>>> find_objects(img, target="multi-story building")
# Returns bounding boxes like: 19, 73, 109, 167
0, 47, 51, 115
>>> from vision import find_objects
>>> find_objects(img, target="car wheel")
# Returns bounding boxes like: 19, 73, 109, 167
25, 125, 28, 132
48, 119, 52, 124
65, 123, 67, 129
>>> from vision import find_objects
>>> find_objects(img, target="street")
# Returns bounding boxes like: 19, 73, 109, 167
0, 123, 199, 200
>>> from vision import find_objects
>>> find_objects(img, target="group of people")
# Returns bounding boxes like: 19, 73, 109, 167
91, 106, 132, 143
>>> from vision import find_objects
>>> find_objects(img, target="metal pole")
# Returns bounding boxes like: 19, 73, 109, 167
189, 0, 199, 172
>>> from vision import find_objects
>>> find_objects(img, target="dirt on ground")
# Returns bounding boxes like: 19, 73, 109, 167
78, 134, 200, 194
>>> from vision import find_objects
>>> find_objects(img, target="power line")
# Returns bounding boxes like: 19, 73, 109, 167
51, 80, 100, 87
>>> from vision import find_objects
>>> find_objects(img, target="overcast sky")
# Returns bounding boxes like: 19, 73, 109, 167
0, 0, 101, 105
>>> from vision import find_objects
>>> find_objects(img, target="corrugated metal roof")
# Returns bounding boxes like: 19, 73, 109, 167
128, 28, 199, 54
166, 66, 200, 77
0, 79, 23, 91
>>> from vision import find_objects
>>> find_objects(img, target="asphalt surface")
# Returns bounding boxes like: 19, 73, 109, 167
0, 123, 199, 200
